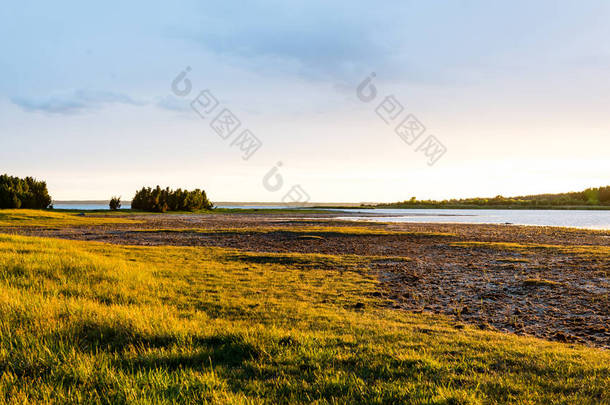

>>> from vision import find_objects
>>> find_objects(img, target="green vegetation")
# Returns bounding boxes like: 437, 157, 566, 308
133, 226, 456, 238
451, 241, 610, 259
131, 186, 213, 213
377, 185, 610, 209
0, 174, 52, 209
0, 209, 140, 227
0, 225, 608, 402
109, 196, 122, 211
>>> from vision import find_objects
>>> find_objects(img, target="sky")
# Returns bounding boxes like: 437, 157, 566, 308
1, 1, 609, 203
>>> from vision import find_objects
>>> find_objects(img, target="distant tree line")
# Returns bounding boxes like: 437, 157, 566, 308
377, 186, 610, 209
0, 174, 52, 209
131, 186, 213, 212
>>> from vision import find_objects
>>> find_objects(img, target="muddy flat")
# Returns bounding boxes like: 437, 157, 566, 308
3, 210, 609, 349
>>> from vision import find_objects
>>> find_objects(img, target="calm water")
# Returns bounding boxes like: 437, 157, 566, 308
331, 208, 610, 230
51, 203, 610, 230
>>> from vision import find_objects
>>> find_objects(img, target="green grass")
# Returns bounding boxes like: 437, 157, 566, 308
451, 241, 610, 258
134, 226, 456, 238
0, 234, 608, 404
0, 210, 140, 227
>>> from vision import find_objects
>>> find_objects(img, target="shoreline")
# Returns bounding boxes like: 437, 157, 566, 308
41, 206, 610, 231
333, 216, 610, 231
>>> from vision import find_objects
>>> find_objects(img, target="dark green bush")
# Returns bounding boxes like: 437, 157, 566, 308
597, 186, 610, 203
0, 174, 52, 209
131, 186, 213, 212
109, 196, 121, 210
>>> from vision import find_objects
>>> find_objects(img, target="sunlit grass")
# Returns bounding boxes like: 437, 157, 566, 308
0, 209, 140, 227
522, 278, 561, 287
134, 226, 456, 238
452, 241, 610, 258
0, 234, 608, 403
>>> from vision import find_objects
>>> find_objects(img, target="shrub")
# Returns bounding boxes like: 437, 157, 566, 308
0, 174, 52, 209
109, 196, 121, 210
599, 186, 610, 204
131, 186, 213, 212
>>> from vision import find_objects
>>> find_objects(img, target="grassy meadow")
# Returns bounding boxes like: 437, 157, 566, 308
451, 241, 610, 259
0, 210, 140, 227
0, 211, 608, 403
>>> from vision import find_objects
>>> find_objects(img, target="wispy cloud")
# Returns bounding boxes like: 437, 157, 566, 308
179, 2, 398, 82
11, 89, 144, 114
156, 95, 191, 112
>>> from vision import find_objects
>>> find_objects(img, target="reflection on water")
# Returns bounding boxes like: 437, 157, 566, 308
331, 208, 610, 230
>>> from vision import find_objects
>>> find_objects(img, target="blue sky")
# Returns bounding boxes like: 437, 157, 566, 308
1, 1, 609, 202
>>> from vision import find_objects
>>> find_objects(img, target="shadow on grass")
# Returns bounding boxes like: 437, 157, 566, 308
121, 334, 261, 371
223, 251, 343, 269
66, 319, 179, 352
62, 320, 261, 370
111, 331, 455, 403
36, 321, 552, 403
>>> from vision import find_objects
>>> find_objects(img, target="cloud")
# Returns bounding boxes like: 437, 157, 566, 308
156, 95, 191, 112
11, 89, 144, 114
179, 1, 400, 82
196, 26, 380, 80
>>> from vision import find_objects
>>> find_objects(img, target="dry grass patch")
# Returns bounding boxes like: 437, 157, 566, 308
522, 278, 561, 287
452, 241, 610, 258
0, 209, 140, 227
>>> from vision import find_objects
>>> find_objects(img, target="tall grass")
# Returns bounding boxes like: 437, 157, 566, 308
0, 234, 607, 403
0, 210, 139, 227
